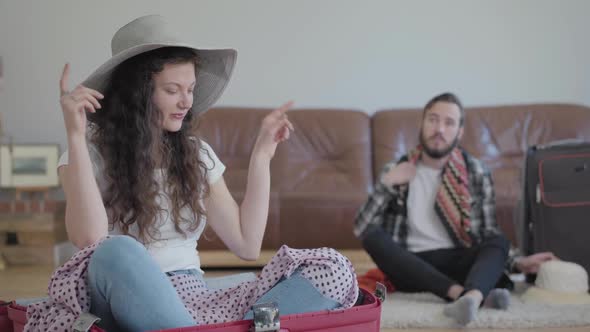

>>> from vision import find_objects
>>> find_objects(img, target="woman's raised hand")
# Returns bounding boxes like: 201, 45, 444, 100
59, 63, 104, 139
253, 101, 295, 161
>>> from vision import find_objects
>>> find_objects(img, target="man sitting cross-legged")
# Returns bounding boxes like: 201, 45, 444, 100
354, 92, 556, 325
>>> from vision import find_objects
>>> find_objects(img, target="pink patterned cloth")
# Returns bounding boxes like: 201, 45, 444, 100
24, 238, 358, 331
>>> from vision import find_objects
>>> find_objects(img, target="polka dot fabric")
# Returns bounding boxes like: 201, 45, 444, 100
24, 239, 102, 332
24, 239, 358, 331
172, 246, 359, 325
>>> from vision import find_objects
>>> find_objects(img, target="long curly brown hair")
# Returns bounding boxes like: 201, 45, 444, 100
87, 47, 211, 243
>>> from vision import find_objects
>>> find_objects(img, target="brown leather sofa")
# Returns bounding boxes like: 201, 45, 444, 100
198, 108, 372, 251
372, 103, 590, 244
198, 104, 590, 253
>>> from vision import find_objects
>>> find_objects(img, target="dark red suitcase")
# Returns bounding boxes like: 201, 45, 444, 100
519, 140, 590, 285
6, 288, 381, 332
1, 302, 13, 332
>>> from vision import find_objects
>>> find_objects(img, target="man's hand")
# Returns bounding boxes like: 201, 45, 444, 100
515, 252, 558, 274
381, 162, 417, 187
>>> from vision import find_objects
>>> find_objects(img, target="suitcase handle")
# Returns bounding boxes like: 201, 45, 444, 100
537, 138, 586, 150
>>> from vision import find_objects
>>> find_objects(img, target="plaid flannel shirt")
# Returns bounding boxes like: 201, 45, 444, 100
354, 149, 520, 272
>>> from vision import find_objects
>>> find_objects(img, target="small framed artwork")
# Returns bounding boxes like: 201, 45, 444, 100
0, 144, 60, 188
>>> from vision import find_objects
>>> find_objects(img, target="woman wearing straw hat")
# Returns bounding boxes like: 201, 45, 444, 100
25, 15, 358, 332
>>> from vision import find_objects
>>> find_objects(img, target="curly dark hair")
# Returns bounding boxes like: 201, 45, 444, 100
87, 47, 210, 243
423, 92, 465, 126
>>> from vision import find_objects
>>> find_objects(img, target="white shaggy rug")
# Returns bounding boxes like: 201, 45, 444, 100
380, 283, 590, 329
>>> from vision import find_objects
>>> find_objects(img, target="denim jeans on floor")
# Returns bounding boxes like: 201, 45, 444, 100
88, 236, 340, 332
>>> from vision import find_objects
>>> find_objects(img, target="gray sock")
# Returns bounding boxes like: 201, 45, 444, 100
484, 288, 511, 310
443, 295, 479, 325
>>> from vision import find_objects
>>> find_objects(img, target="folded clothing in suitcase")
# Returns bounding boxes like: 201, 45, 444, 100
519, 140, 590, 284
6, 287, 382, 332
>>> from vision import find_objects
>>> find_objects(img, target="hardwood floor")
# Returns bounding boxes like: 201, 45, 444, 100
1, 261, 589, 331
1, 265, 53, 299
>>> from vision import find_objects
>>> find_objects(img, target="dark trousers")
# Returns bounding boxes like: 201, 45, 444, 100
362, 224, 512, 300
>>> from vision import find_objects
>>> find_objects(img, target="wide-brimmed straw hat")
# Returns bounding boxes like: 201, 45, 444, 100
82, 14, 237, 114
521, 260, 590, 305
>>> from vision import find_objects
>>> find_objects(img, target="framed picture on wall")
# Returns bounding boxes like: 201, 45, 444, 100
0, 144, 60, 188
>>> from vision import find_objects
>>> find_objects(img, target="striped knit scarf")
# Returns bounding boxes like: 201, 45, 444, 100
408, 146, 473, 247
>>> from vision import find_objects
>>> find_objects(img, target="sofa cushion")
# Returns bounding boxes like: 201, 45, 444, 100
273, 109, 371, 249
197, 191, 281, 250
198, 108, 372, 251
279, 191, 366, 249
199, 107, 270, 192
273, 109, 373, 194
198, 108, 280, 250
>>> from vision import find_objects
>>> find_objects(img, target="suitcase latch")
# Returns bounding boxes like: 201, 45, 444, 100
252, 301, 280, 332
375, 282, 387, 302
72, 312, 101, 332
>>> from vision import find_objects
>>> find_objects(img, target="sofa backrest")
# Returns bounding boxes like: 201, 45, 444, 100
194, 104, 589, 250
371, 109, 421, 177
199, 108, 373, 195
372, 103, 590, 240
372, 104, 590, 179
462, 104, 590, 173
273, 109, 373, 194
198, 107, 269, 194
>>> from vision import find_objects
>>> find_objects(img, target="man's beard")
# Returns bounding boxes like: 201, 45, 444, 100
419, 131, 460, 159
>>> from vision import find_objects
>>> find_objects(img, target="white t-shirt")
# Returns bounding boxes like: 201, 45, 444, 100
406, 163, 455, 253
57, 139, 225, 273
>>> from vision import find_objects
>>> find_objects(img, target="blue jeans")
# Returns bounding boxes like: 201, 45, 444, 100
88, 236, 340, 332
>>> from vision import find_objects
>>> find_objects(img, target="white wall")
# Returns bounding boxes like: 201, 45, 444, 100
0, 0, 589, 149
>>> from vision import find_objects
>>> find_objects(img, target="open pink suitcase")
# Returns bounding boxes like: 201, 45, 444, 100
1, 302, 14, 332
3, 288, 382, 332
